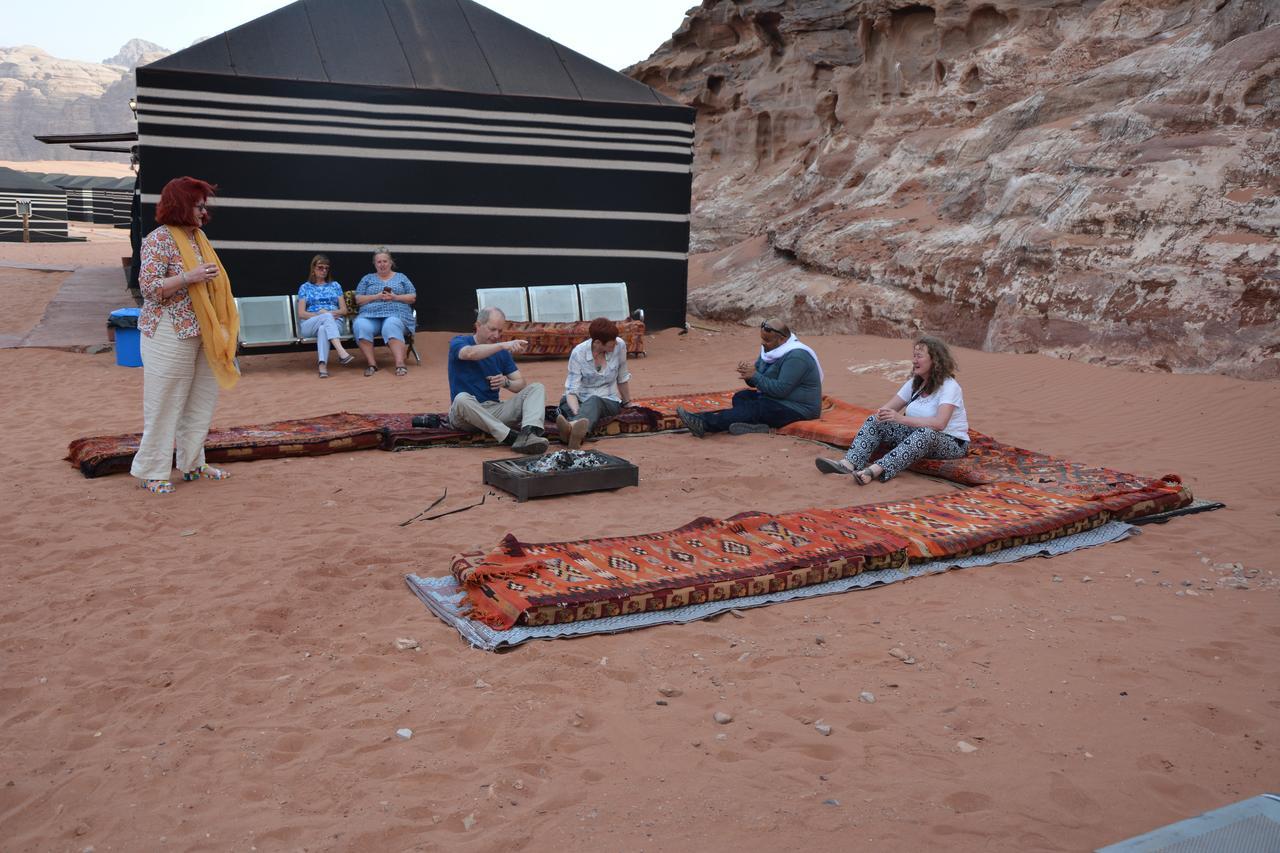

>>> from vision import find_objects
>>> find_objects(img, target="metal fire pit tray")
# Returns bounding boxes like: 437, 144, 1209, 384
482, 450, 639, 502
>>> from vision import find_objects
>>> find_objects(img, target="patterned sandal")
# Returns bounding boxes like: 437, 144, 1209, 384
814, 457, 855, 475
318, 362, 329, 378
395, 365, 408, 376
141, 479, 175, 494
182, 464, 231, 481
364, 365, 379, 377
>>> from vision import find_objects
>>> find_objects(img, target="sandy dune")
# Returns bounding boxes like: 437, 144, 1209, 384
0, 227, 1277, 852
0, 159, 133, 179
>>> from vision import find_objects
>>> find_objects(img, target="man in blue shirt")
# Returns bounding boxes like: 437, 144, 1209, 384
676, 318, 823, 436
444, 306, 549, 454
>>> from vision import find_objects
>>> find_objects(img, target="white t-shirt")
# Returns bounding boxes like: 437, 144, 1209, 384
895, 377, 969, 442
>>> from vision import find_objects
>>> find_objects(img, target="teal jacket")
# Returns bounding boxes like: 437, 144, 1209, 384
748, 349, 822, 419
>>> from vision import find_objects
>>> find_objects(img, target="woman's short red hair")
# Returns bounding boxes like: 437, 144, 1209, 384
155, 176, 217, 227
588, 316, 619, 344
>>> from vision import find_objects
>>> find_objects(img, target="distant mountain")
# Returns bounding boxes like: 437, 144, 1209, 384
103, 39, 170, 70
0, 41, 170, 162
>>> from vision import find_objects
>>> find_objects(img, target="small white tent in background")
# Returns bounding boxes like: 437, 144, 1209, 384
0, 167, 71, 243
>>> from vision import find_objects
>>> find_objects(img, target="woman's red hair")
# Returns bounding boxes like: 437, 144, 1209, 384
588, 316, 619, 345
155, 176, 217, 227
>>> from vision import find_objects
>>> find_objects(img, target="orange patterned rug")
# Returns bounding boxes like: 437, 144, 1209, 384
777, 396, 875, 445
66, 391, 1193, 526
500, 319, 646, 357
447, 481, 1124, 630
65, 412, 386, 478
451, 507, 910, 630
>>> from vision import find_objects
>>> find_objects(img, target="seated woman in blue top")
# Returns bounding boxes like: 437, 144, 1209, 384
353, 247, 415, 376
295, 254, 354, 378
815, 335, 970, 485
556, 316, 635, 450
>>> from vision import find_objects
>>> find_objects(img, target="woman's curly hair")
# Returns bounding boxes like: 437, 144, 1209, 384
911, 335, 958, 397
155, 176, 216, 228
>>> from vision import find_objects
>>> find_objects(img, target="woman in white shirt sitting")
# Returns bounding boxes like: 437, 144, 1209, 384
815, 336, 969, 484
556, 317, 634, 450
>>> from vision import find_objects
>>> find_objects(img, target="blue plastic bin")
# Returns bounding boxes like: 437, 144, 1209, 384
108, 308, 142, 368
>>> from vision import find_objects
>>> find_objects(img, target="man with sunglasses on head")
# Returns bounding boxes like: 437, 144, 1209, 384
676, 318, 823, 437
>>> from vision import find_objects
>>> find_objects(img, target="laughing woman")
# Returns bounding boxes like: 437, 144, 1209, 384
296, 254, 354, 378
130, 176, 240, 494
815, 336, 969, 484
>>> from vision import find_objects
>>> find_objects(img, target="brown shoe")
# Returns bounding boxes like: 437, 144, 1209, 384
555, 413, 572, 444
567, 418, 590, 450
511, 426, 549, 455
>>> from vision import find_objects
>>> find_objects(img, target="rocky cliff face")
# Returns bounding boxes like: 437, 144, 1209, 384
630, 0, 1279, 378
0, 43, 165, 163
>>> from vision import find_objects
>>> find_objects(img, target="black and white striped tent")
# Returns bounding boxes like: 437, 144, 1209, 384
134, 0, 695, 329
39, 174, 91, 222
103, 177, 136, 228
36, 174, 120, 224
0, 167, 70, 242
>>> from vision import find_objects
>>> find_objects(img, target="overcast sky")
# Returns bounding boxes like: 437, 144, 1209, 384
4, 0, 696, 71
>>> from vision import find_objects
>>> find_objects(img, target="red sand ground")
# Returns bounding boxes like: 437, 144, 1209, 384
0, 223, 1276, 852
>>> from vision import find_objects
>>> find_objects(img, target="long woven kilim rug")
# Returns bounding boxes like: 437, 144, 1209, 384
66, 412, 387, 478
411, 520, 1138, 650
65, 391, 740, 473
66, 393, 1194, 528
428, 480, 1150, 635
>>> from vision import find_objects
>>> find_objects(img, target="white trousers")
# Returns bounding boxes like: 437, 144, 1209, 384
130, 315, 220, 481
299, 313, 344, 364
448, 383, 546, 441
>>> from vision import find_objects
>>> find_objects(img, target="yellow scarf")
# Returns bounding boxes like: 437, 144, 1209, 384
167, 225, 240, 389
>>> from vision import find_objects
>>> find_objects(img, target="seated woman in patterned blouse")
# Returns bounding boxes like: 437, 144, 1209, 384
295, 254, 354, 378
555, 316, 634, 449
352, 247, 416, 376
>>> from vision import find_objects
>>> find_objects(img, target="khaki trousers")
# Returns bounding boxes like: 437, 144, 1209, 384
448, 383, 546, 441
130, 315, 220, 481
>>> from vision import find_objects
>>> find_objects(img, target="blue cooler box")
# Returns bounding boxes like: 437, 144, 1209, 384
107, 308, 142, 368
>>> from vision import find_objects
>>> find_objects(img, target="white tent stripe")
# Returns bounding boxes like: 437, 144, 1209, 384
213, 241, 687, 262
137, 86, 695, 134
139, 194, 689, 223
139, 103, 694, 146
138, 114, 690, 155
139, 135, 692, 173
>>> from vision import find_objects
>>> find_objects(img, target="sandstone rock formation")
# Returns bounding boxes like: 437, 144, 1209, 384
630, 0, 1279, 378
0, 43, 164, 163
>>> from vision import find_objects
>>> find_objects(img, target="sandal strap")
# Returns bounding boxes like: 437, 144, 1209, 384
182, 464, 231, 481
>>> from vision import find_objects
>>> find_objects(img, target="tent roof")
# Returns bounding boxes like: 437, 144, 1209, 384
44, 175, 96, 189
24, 173, 129, 189
145, 0, 679, 106
0, 168, 62, 193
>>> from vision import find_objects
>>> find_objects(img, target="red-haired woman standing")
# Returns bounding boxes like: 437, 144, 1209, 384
130, 176, 240, 494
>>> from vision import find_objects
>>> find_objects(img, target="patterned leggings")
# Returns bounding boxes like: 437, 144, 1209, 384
843, 416, 968, 481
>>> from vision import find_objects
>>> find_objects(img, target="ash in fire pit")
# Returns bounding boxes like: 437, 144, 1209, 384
525, 449, 613, 473
482, 449, 638, 502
